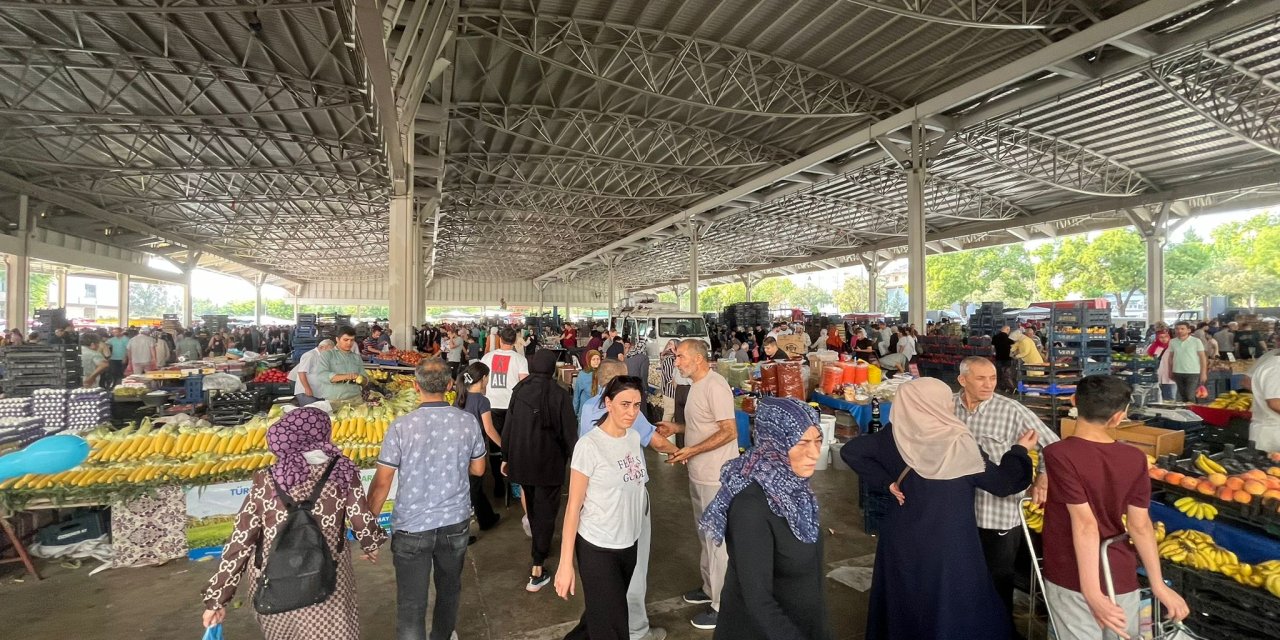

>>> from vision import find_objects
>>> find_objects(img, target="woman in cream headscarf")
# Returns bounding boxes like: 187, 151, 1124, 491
842, 378, 1036, 640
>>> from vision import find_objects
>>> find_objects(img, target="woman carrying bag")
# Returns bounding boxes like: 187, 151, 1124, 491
201, 407, 387, 639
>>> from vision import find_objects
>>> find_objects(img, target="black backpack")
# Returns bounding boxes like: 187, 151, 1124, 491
253, 457, 343, 615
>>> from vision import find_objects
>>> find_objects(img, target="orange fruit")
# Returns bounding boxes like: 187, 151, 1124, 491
1180, 476, 1200, 490
1226, 477, 1245, 491
1217, 487, 1235, 502
1262, 489, 1280, 502
1233, 491, 1253, 505
1267, 466, 1280, 478
1165, 472, 1186, 485
1196, 481, 1216, 496
1149, 467, 1168, 481
1208, 473, 1227, 487
1244, 480, 1267, 496
1244, 469, 1267, 482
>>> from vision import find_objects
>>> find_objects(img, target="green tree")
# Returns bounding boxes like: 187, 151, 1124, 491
790, 283, 832, 312
128, 282, 180, 317
833, 276, 887, 312
698, 282, 747, 313
1165, 229, 1216, 309
1036, 229, 1146, 317
927, 246, 1035, 314
753, 277, 797, 308
28, 273, 52, 311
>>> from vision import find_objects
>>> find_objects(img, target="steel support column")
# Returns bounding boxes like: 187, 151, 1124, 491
117, 273, 129, 326
1127, 204, 1171, 326
5, 195, 31, 331
607, 261, 616, 325
56, 269, 67, 309
388, 194, 417, 349
907, 125, 927, 327
688, 221, 700, 314
740, 275, 755, 302
864, 256, 881, 314
254, 273, 266, 327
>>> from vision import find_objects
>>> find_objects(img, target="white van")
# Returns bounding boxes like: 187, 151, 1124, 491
612, 300, 711, 359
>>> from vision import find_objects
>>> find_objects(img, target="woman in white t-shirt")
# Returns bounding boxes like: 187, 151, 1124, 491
555, 375, 650, 639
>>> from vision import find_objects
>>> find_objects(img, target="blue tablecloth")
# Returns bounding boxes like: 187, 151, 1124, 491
810, 392, 891, 434
734, 410, 752, 449
1150, 501, 1280, 564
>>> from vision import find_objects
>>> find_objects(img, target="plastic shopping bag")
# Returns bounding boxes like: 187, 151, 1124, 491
202, 624, 223, 640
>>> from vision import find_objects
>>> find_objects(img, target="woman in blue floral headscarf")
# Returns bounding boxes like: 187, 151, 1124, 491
698, 397, 832, 640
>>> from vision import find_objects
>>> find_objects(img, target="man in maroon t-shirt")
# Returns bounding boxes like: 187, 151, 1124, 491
1041, 376, 1189, 639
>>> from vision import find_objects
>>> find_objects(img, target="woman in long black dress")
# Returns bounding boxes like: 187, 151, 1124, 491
842, 377, 1035, 640
699, 397, 832, 640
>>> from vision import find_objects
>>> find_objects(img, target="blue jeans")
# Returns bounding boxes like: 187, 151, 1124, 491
391, 520, 470, 640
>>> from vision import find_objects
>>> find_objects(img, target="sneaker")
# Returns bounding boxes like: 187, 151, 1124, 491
641, 627, 668, 640
682, 588, 711, 605
690, 609, 718, 630
522, 515, 532, 538
526, 570, 551, 593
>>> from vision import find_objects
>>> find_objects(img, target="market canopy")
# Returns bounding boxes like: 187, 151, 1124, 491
0, 0, 1278, 305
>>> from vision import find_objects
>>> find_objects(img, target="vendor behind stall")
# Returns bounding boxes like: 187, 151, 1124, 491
363, 326, 390, 355
291, 339, 335, 406
176, 331, 202, 362
313, 328, 366, 407
81, 334, 109, 388
1248, 352, 1280, 451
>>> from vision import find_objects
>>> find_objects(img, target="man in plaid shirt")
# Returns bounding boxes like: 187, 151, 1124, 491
954, 356, 1058, 631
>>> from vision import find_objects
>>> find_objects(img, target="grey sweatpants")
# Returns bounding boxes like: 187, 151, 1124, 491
1045, 581, 1141, 640
626, 508, 653, 640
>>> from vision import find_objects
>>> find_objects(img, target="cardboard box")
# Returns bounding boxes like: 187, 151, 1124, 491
1059, 419, 1185, 458
776, 335, 807, 359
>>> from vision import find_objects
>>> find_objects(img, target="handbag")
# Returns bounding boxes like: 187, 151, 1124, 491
202, 624, 223, 640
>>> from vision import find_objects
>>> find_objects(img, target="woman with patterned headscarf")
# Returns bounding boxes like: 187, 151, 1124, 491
697, 397, 832, 640
842, 378, 1035, 640
201, 407, 387, 639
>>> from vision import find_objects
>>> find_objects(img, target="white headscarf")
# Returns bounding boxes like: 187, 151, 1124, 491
889, 378, 986, 480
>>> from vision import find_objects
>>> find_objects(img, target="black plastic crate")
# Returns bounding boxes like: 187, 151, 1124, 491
38, 510, 107, 546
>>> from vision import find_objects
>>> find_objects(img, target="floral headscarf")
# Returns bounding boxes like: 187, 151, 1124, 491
266, 407, 357, 493
699, 397, 821, 545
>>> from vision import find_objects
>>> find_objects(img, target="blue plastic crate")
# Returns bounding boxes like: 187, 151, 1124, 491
180, 375, 204, 404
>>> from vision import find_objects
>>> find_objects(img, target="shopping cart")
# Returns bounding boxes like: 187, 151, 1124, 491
1018, 498, 1203, 640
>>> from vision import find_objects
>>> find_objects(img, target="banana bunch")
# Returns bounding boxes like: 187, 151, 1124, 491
1022, 500, 1044, 532
1193, 453, 1226, 475
365, 368, 392, 383
1174, 496, 1218, 520
1158, 530, 1237, 572
1259, 561, 1280, 598
1154, 520, 1166, 543
1221, 562, 1268, 589
1207, 390, 1252, 410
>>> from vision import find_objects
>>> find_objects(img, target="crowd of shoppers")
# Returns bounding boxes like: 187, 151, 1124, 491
187, 309, 1218, 640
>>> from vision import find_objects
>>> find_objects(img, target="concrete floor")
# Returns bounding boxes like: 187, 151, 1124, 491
1, 451, 879, 640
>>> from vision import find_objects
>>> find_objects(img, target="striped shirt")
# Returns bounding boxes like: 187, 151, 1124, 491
953, 393, 1058, 531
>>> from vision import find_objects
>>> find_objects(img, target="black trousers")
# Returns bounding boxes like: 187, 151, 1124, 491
468, 475, 499, 529
522, 484, 562, 567
489, 409, 508, 498
979, 526, 1021, 633
563, 536, 637, 640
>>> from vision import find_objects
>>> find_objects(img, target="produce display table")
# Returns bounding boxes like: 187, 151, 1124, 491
1151, 501, 1280, 565
809, 392, 891, 434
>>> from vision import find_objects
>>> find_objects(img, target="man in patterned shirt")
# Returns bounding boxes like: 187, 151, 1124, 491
954, 356, 1058, 632
367, 358, 487, 640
